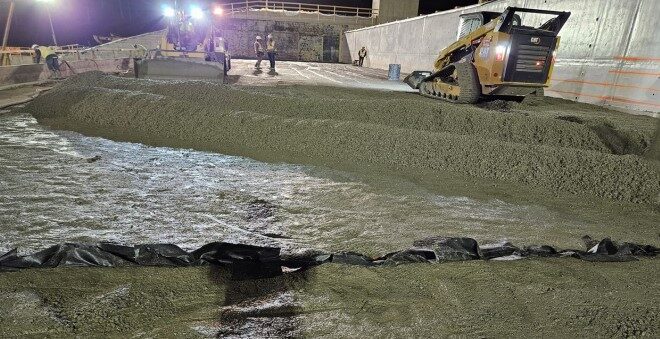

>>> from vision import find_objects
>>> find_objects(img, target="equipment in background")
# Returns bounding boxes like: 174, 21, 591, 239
93, 34, 124, 45
134, 5, 228, 81
404, 7, 570, 104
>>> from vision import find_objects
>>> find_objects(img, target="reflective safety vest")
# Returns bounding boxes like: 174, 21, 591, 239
38, 46, 56, 59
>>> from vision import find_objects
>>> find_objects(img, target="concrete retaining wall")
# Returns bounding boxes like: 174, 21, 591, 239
5, 31, 165, 67
345, 0, 660, 114
0, 58, 132, 85
1, 31, 160, 86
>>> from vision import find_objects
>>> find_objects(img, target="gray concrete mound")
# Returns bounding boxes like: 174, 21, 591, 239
134, 58, 225, 81
23, 72, 660, 204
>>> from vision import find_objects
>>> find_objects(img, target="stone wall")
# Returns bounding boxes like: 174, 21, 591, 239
217, 18, 366, 62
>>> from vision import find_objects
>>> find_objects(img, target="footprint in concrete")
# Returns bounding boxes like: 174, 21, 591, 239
246, 198, 276, 221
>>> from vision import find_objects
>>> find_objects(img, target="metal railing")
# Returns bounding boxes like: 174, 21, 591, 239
220, 1, 378, 22
0, 46, 144, 67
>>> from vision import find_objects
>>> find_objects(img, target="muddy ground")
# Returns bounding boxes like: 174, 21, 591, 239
2, 71, 659, 337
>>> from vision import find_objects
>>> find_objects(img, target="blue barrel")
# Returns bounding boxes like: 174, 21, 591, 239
388, 64, 401, 81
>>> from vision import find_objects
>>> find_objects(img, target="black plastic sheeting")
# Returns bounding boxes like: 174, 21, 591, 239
1, 236, 657, 275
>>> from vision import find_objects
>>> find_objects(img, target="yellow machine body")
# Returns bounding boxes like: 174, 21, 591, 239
405, 7, 570, 103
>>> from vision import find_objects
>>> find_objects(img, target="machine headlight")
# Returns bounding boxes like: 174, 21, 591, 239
495, 45, 507, 61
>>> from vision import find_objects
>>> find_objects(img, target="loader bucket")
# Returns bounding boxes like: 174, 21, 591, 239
134, 57, 225, 81
403, 71, 432, 89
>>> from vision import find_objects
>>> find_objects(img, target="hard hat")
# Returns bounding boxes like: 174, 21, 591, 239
267, 34, 272, 39
31, 44, 39, 49
256, 35, 262, 40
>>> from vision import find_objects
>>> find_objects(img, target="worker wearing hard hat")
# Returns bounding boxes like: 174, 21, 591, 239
254, 35, 264, 69
32, 44, 62, 79
266, 34, 276, 71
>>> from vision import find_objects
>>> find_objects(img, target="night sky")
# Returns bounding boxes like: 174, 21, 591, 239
0, 0, 477, 46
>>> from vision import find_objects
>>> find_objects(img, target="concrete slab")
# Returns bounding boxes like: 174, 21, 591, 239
0, 84, 53, 111
228, 59, 415, 92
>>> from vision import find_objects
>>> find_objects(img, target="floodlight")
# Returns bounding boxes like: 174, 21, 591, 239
190, 6, 204, 19
162, 6, 175, 17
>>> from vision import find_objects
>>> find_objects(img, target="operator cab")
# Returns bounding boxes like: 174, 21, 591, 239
458, 11, 520, 39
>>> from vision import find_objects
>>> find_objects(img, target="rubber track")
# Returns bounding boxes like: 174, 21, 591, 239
418, 82, 461, 103
418, 63, 481, 104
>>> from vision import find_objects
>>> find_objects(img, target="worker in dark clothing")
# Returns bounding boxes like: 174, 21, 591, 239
32, 44, 62, 78
358, 46, 367, 67
217, 37, 231, 72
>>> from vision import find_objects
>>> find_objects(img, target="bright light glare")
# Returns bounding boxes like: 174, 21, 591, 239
36, 0, 54, 3
190, 6, 204, 19
213, 7, 223, 16
495, 45, 506, 61
162, 6, 175, 17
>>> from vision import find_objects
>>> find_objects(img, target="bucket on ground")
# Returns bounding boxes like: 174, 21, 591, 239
388, 64, 401, 81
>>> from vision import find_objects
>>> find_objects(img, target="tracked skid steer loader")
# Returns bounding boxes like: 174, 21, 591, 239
404, 7, 570, 103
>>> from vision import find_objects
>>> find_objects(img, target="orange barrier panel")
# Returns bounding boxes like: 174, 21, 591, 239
613, 56, 660, 62
608, 69, 660, 76
546, 88, 660, 108
550, 78, 658, 92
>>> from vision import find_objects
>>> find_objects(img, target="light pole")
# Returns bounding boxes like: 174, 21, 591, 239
1, 0, 15, 66
36, 0, 58, 46
1, 0, 15, 49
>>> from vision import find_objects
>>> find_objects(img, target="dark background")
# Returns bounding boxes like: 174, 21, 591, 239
0, 0, 477, 46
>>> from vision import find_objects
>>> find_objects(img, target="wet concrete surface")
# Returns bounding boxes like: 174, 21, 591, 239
1, 64, 659, 337
0, 83, 53, 109
25, 72, 659, 204
1, 111, 657, 256
227, 59, 414, 92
